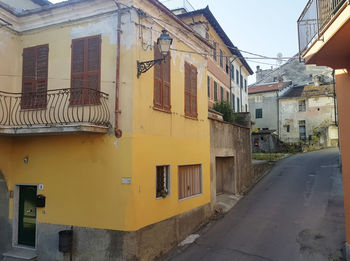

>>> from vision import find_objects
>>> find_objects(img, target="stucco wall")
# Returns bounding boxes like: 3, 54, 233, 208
249, 92, 278, 131
279, 96, 335, 143
209, 119, 252, 205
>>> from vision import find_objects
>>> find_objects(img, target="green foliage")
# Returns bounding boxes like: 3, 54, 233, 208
213, 101, 235, 123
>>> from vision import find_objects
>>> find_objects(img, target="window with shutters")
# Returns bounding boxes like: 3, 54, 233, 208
213, 42, 217, 61
214, 81, 218, 101
220, 86, 223, 101
178, 164, 202, 200
244, 79, 247, 92
236, 70, 239, 84
231, 64, 234, 81
232, 93, 235, 111
184, 62, 197, 118
154, 43, 171, 111
220, 49, 223, 68
22, 44, 49, 109
226, 91, 229, 102
71, 35, 101, 105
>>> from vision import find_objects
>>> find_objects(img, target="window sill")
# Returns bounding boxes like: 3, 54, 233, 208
178, 193, 202, 202
184, 115, 198, 121
156, 195, 170, 200
153, 106, 172, 114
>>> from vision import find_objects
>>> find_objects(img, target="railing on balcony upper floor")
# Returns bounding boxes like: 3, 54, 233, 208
298, 0, 348, 54
0, 88, 110, 133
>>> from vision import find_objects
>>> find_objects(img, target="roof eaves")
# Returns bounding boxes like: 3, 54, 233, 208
177, 6, 253, 75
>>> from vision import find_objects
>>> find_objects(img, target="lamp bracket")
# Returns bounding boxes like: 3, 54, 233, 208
137, 58, 165, 78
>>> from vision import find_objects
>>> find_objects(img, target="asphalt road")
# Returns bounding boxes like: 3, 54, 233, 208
164, 148, 345, 261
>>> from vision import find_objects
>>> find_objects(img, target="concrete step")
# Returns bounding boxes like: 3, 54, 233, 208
2, 248, 37, 261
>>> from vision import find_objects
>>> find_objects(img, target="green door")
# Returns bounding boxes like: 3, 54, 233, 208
18, 186, 37, 247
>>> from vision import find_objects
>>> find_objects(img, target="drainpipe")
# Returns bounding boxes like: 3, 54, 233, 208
332, 70, 338, 126
114, 0, 123, 138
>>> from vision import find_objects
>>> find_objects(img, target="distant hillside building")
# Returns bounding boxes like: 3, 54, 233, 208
255, 56, 333, 86
249, 58, 337, 146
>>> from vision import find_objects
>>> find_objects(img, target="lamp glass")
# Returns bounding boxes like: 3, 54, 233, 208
157, 29, 173, 56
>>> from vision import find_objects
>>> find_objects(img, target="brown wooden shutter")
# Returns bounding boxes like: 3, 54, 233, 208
35, 45, 48, 107
22, 45, 48, 109
22, 48, 36, 109
71, 36, 101, 105
154, 43, 171, 111
178, 165, 201, 200
190, 65, 197, 117
184, 62, 191, 116
154, 44, 162, 108
163, 55, 171, 110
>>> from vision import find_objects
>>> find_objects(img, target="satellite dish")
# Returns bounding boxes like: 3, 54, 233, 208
277, 52, 283, 66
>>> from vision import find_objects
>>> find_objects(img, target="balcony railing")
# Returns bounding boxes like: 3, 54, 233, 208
298, 0, 348, 53
0, 88, 110, 131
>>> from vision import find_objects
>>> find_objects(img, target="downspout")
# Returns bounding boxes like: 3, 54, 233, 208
332, 70, 338, 126
114, 0, 123, 138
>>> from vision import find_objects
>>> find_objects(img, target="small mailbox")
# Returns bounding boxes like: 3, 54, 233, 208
36, 194, 46, 208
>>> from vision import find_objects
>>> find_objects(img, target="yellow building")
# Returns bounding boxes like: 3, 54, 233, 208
0, 0, 212, 260
298, 0, 350, 258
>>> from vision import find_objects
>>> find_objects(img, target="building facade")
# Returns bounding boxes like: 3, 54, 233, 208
0, 0, 213, 260
298, 0, 350, 256
176, 6, 253, 112
279, 84, 338, 145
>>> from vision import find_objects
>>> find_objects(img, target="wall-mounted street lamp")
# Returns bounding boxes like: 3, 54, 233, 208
137, 29, 173, 78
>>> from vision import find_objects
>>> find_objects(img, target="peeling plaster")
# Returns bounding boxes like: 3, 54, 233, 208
70, 15, 118, 44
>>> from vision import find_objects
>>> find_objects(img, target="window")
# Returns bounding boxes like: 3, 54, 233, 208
286, 125, 290, 133
205, 31, 209, 40
236, 70, 239, 84
232, 93, 235, 111
240, 74, 243, 89
220, 86, 224, 101
299, 120, 306, 140
214, 81, 218, 101
225, 57, 229, 74
244, 79, 247, 92
22, 44, 49, 109
153, 42, 171, 111
207, 76, 210, 98
185, 62, 197, 118
255, 96, 263, 102
220, 49, 223, 68
178, 164, 202, 200
245, 104, 248, 112
256, 108, 263, 118
156, 165, 170, 198
213, 42, 217, 61
231, 64, 234, 81
71, 35, 101, 105
237, 97, 240, 112
298, 100, 306, 112
273, 77, 277, 82
226, 91, 229, 102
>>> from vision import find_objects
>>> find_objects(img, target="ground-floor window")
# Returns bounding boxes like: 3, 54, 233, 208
299, 120, 306, 141
156, 165, 170, 198
178, 164, 202, 200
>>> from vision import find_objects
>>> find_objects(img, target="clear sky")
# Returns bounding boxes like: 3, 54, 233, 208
49, 0, 308, 82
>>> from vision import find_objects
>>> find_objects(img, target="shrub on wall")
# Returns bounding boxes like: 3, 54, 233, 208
213, 101, 235, 123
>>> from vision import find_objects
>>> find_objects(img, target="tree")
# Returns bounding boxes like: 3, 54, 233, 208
213, 101, 235, 123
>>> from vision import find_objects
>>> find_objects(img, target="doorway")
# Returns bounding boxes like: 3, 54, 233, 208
216, 157, 235, 195
17, 185, 37, 247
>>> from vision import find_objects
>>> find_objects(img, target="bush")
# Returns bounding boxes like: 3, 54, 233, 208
213, 101, 235, 123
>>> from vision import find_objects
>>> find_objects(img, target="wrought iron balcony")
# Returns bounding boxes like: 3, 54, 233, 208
0, 88, 110, 135
298, 0, 348, 54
